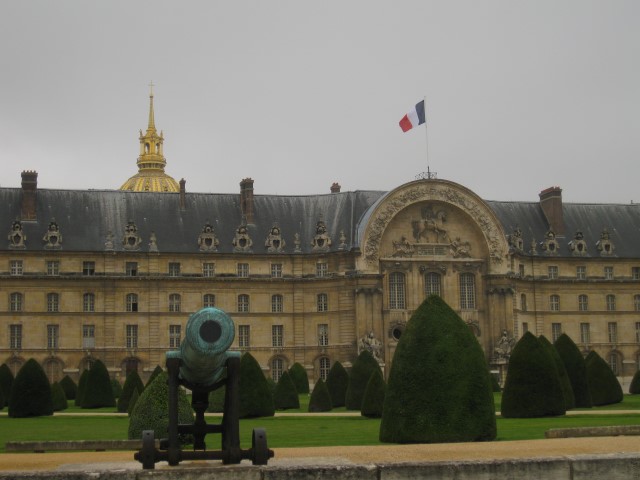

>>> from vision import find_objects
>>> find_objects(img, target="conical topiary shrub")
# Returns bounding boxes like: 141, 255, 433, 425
0, 364, 14, 408
273, 371, 300, 410
51, 381, 68, 411
127, 387, 140, 416
539, 335, 575, 410
0, 384, 6, 412
288, 363, 309, 394
146, 365, 163, 388
207, 385, 226, 413
82, 359, 115, 408
308, 379, 332, 412
118, 370, 145, 413
59, 375, 77, 400
380, 295, 496, 443
361, 369, 386, 418
128, 371, 194, 443
554, 334, 592, 408
8, 358, 53, 418
585, 351, 623, 406
111, 378, 122, 399
345, 350, 381, 410
75, 369, 89, 407
326, 361, 349, 408
239, 353, 274, 418
630, 370, 640, 394
501, 332, 566, 418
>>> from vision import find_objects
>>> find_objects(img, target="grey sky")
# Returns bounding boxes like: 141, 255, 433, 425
1, 1, 638, 203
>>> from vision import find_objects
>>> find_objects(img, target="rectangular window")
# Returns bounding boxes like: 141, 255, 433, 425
237, 263, 249, 278
580, 323, 590, 344
82, 324, 95, 349
10, 260, 23, 276
551, 323, 562, 342
126, 324, 138, 349
608, 322, 618, 343
47, 293, 59, 312
203, 294, 215, 308
46, 260, 59, 276
83, 293, 95, 312
390, 272, 407, 309
604, 266, 614, 280
578, 295, 588, 312
10, 324, 22, 350
202, 262, 215, 277
168, 262, 181, 277
271, 294, 283, 313
47, 324, 59, 349
576, 266, 586, 280
169, 324, 181, 349
83, 261, 95, 276
550, 295, 560, 311
317, 293, 328, 312
518, 264, 525, 277
522, 322, 529, 335
272, 325, 283, 347
271, 263, 283, 278
238, 325, 250, 348
10, 292, 23, 312
459, 273, 476, 310
609, 354, 619, 376
636, 322, 640, 343
606, 294, 616, 311
318, 324, 329, 347
316, 262, 328, 277
238, 294, 250, 313
633, 267, 640, 280
548, 266, 558, 279
126, 262, 138, 276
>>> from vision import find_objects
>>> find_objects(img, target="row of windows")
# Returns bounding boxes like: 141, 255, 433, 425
7, 292, 331, 313
544, 265, 639, 280
520, 293, 640, 312
7, 323, 330, 352
7, 260, 330, 278
388, 272, 476, 310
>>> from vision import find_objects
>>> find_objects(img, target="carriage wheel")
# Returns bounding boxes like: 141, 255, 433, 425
251, 428, 270, 465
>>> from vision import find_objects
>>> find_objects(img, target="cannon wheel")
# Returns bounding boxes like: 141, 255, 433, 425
251, 428, 269, 465
140, 430, 156, 470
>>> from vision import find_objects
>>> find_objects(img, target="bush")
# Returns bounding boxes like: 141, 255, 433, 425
326, 361, 349, 408
82, 359, 115, 408
118, 370, 145, 413
239, 353, 274, 418
345, 350, 381, 410
380, 295, 496, 443
490, 373, 501, 392
146, 365, 163, 388
75, 369, 89, 407
8, 358, 53, 418
501, 332, 565, 418
539, 335, 575, 410
127, 388, 140, 416
273, 371, 300, 410
207, 385, 226, 413
361, 369, 386, 418
111, 378, 123, 399
630, 370, 640, 394
0, 384, 5, 412
554, 334, 592, 408
51, 382, 68, 411
0, 364, 14, 408
288, 363, 309, 394
308, 379, 332, 412
585, 351, 623, 406
128, 371, 194, 443
59, 375, 77, 400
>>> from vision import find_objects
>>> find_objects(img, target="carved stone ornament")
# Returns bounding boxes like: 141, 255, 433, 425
198, 222, 219, 252
507, 227, 524, 252
232, 223, 253, 253
361, 180, 507, 269
392, 235, 415, 257
311, 218, 332, 252
412, 206, 449, 243
122, 220, 142, 251
540, 230, 560, 255
596, 228, 615, 256
264, 224, 286, 253
42, 219, 63, 249
529, 238, 537, 255
494, 329, 516, 360
293, 233, 302, 253
449, 237, 472, 258
148, 231, 159, 253
338, 230, 347, 250
568, 231, 588, 256
8, 220, 26, 249
104, 231, 114, 251
358, 331, 383, 362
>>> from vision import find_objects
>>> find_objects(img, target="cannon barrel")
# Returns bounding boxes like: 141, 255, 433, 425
166, 307, 240, 386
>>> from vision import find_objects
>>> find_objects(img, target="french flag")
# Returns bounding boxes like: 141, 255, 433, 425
399, 100, 426, 132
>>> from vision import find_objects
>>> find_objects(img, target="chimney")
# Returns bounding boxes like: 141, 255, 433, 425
179, 178, 186, 210
21, 170, 38, 221
330, 182, 341, 193
239, 177, 255, 224
539, 186, 564, 235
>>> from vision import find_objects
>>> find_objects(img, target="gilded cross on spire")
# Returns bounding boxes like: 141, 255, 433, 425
148, 82, 156, 130
149, 81, 155, 96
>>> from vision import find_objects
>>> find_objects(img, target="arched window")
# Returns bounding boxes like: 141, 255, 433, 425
47, 293, 59, 312
606, 294, 616, 311
271, 357, 284, 382
203, 293, 215, 308
520, 293, 527, 312
578, 294, 588, 312
317, 293, 328, 312
319, 356, 331, 381
238, 294, 250, 313
459, 273, 476, 310
83, 293, 95, 312
550, 294, 560, 311
271, 294, 283, 313
10, 292, 23, 312
389, 272, 406, 309
126, 293, 138, 312
424, 272, 441, 297
169, 294, 181, 312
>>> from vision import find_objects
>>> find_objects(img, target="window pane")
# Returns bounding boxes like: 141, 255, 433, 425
459, 273, 476, 309
272, 325, 283, 347
424, 272, 441, 297
318, 324, 329, 346
389, 272, 406, 309
239, 325, 250, 348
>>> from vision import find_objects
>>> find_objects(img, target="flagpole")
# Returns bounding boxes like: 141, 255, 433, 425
424, 96, 431, 178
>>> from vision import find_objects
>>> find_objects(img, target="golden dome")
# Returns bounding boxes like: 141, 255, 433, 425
120, 84, 180, 193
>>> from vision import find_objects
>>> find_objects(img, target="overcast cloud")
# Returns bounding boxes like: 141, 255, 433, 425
0, 1, 638, 203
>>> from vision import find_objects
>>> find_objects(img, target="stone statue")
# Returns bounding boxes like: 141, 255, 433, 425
358, 331, 383, 361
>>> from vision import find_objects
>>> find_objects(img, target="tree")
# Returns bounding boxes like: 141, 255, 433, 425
82, 359, 116, 408
207, 385, 226, 413
128, 372, 194, 443
585, 351, 623, 406
308, 379, 332, 412
118, 370, 145, 413
0, 364, 14, 408
325, 361, 349, 408
554, 334, 592, 408
111, 378, 123, 399
273, 371, 300, 410
345, 350, 381, 410
75, 369, 89, 407
8, 358, 53, 418
51, 382, 68, 411
288, 363, 310, 394
361, 369, 386, 418
380, 295, 496, 443
59, 375, 77, 400
146, 365, 163, 388
127, 387, 140, 416
490, 373, 501, 392
630, 370, 640, 394
0, 384, 5, 412
239, 353, 274, 418
539, 335, 575, 410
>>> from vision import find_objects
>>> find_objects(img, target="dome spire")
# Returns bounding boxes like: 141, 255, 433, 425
147, 81, 156, 131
